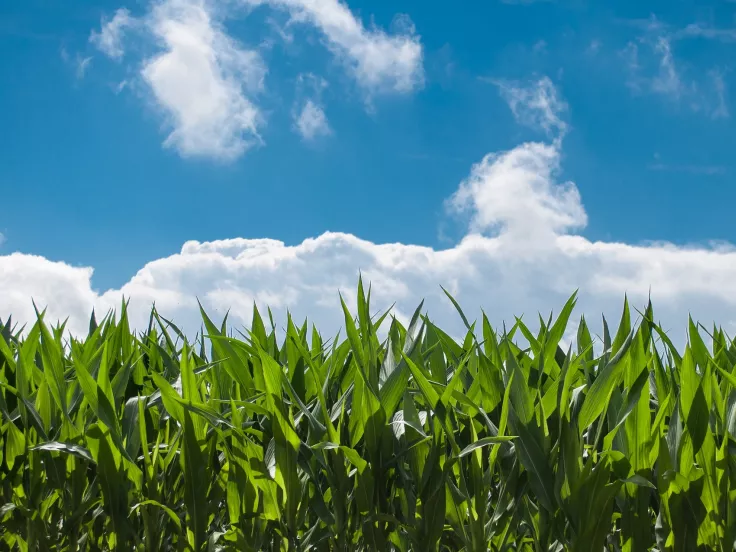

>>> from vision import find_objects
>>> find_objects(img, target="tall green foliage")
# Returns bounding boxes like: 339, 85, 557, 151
1, 282, 736, 551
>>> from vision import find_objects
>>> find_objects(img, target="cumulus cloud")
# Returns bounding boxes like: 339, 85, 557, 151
0, 253, 98, 334
90, 8, 135, 59
4, 77, 734, 345
448, 142, 585, 245
449, 78, 582, 244
3, 212, 736, 348
141, 0, 266, 160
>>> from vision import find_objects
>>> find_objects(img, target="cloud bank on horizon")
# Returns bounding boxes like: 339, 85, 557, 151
2, 73, 735, 346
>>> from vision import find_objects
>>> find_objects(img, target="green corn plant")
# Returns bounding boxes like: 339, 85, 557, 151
1, 279, 736, 551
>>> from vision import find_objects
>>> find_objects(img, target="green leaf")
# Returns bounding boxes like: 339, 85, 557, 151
4, 421, 25, 469
130, 500, 182, 531
578, 339, 630, 433
455, 435, 516, 458
508, 407, 556, 513
31, 441, 94, 462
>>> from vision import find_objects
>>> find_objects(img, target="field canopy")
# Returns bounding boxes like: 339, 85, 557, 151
1, 282, 736, 551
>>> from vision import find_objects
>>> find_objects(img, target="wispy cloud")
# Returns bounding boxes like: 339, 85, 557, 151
647, 162, 726, 175
710, 70, 730, 119
61, 47, 94, 80
620, 19, 729, 118
628, 16, 736, 44
674, 23, 736, 43
90, 8, 134, 59
487, 76, 568, 140
76, 56, 93, 79
292, 73, 330, 141
586, 39, 602, 56
650, 37, 682, 98
622, 36, 685, 100
532, 40, 547, 54
294, 100, 331, 140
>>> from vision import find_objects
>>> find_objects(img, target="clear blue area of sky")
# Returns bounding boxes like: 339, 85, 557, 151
1, 0, 735, 290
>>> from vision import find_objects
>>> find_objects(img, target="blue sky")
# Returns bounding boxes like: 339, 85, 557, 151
2, 0, 736, 341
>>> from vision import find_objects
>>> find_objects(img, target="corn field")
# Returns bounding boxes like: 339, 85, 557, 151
1, 280, 736, 551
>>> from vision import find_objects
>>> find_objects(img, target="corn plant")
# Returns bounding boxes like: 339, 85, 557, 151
1, 279, 736, 551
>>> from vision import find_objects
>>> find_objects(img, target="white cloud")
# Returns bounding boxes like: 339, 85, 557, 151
648, 162, 726, 175
89, 0, 423, 159
294, 100, 331, 140
623, 37, 684, 100
492, 76, 568, 138
675, 23, 736, 43
710, 70, 729, 119
532, 40, 547, 54
60, 48, 94, 80
650, 37, 682, 99
587, 40, 602, 56
245, 0, 424, 94
141, 0, 266, 160
0, 253, 99, 335
292, 72, 330, 140
448, 142, 586, 245
621, 21, 730, 118
90, 8, 134, 59
3, 194, 736, 348
76, 56, 93, 79
621, 41, 639, 77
